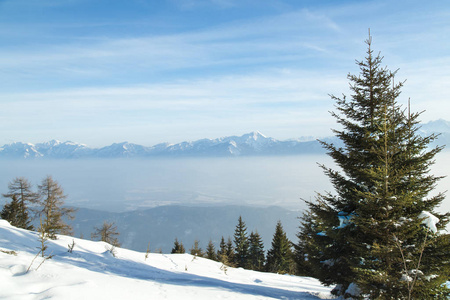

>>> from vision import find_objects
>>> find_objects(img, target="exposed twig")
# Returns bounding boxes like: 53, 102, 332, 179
35, 254, 53, 271
393, 231, 428, 300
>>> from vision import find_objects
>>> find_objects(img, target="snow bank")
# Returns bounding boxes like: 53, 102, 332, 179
0, 220, 333, 299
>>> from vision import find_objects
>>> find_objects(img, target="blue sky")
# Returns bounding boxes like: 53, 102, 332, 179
0, 0, 449, 147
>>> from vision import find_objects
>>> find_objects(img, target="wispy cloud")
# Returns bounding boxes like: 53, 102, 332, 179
0, 0, 449, 146
0, 68, 345, 145
0, 8, 349, 83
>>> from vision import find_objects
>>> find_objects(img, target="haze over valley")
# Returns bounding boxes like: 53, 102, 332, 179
2, 146, 450, 253
2, 120, 449, 213
1, 155, 333, 213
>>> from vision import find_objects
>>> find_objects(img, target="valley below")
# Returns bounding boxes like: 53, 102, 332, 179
2, 152, 450, 253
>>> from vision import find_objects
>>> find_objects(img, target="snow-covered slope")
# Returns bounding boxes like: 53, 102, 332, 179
35, 140, 92, 158
94, 142, 151, 158
0, 142, 42, 158
0, 220, 333, 299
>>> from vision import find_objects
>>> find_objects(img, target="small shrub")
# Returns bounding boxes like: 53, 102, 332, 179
68, 239, 75, 253
145, 242, 150, 261
0, 249, 17, 256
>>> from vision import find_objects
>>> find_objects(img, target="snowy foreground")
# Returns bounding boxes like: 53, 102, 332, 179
0, 220, 333, 299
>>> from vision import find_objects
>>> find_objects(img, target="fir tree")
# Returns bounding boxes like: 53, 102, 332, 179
248, 231, 265, 271
91, 221, 121, 247
226, 237, 234, 258
206, 239, 217, 261
233, 216, 249, 268
1, 195, 33, 230
217, 236, 227, 260
2, 177, 38, 230
217, 236, 232, 266
189, 239, 204, 257
225, 236, 235, 267
294, 211, 314, 276
297, 34, 450, 299
266, 221, 294, 274
37, 176, 76, 239
171, 238, 186, 254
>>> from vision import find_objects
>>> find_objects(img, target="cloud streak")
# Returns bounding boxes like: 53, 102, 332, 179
0, 68, 345, 145
0, 8, 349, 84
0, 0, 449, 146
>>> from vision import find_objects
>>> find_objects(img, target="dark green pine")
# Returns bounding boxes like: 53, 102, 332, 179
248, 231, 265, 271
171, 238, 186, 254
266, 221, 294, 274
1, 195, 33, 230
233, 216, 249, 268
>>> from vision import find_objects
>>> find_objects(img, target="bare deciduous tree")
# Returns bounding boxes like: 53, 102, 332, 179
91, 221, 121, 247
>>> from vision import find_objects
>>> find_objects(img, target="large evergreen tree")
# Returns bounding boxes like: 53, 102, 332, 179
38, 176, 76, 239
266, 221, 294, 274
2, 177, 38, 230
297, 35, 450, 298
233, 216, 249, 268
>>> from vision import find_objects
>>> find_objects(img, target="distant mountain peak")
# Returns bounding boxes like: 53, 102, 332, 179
242, 131, 267, 142
421, 119, 450, 134
0, 131, 337, 159
41, 139, 59, 145
1, 121, 448, 159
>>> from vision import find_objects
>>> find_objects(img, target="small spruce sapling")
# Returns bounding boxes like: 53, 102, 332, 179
28, 218, 53, 273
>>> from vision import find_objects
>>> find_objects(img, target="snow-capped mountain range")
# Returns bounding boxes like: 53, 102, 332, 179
0, 131, 328, 159
1, 119, 449, 159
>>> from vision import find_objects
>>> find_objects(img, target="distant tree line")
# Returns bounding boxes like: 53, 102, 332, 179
170, 215, 296, 274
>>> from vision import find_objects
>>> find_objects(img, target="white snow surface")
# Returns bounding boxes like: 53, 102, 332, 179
0, 220, 333, 299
